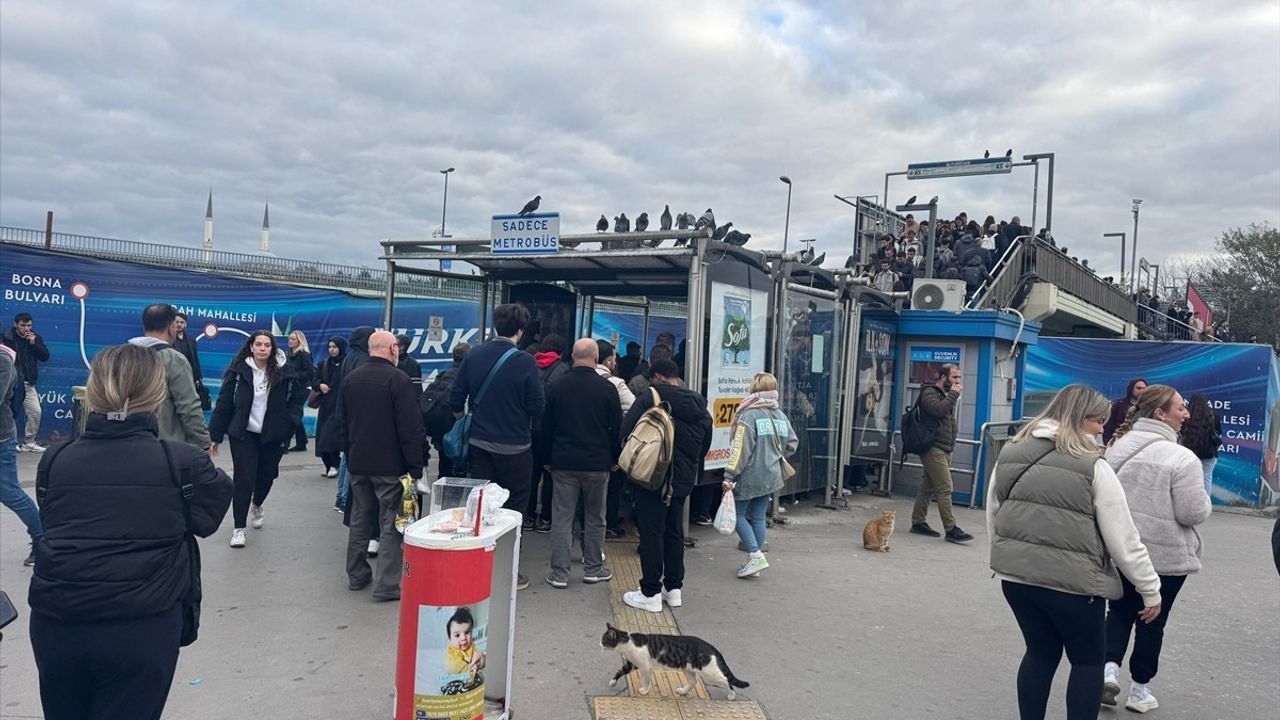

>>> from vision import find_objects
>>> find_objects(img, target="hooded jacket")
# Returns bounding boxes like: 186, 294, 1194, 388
29, 412, 232, 622
621, 382, 713, 497
128, 336, 211, 450
313, 337, 347, 454
1102, 378, 1146, 443
1105, 418, 1212, 575
0, 346, 16, 442
209, 350, 304, 445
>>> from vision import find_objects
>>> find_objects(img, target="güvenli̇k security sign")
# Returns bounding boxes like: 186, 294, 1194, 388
490, 212, 560, 255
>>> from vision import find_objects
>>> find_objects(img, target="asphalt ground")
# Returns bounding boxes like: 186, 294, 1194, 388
2, 449, 1277, 719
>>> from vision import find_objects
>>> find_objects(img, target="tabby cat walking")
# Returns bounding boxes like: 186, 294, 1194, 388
601, 624, 750, 700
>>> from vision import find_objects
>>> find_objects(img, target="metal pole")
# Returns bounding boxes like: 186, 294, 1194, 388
780, 176, 793, 254
925, 202, 938, 279
1031, 162, 1039, 232
1104, 232, 1126, 278
44, 211, 53, 249
1043, 153, 1055, 234
382, 260, 397, 329
1130, 200, 1142, 294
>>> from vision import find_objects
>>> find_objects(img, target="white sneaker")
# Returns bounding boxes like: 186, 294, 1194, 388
249, 504, 265, 529
1101, 662, 1121, 706
23, 442, 46, 453
367, 539, 380, 556
327, 468, 338, 478
1125, 683, 1158, 713
737, 552, 770, 578
229, 529, 246, 548
623, 589, 662, 613
661, 588, 682, 608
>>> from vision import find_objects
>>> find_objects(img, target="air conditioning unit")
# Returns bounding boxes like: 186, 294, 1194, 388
911, 279, 967, 312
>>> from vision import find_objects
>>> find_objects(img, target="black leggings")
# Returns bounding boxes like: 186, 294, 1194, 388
1002, 581, 1105, 720
229, 433, 286, 528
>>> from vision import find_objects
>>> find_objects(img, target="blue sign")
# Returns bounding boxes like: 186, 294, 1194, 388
907, 157, 1012, 180
490, 212, 560, 254
911, 346, 961, 363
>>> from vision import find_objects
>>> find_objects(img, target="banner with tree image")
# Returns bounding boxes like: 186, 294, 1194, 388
705, 281, 771, 469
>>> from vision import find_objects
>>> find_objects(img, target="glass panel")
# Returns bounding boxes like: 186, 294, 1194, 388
779, 291, 844, 498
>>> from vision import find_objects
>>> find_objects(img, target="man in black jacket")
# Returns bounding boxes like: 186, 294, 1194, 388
542, 339, 621, 589
2, 312, 51, 451
332, 326, 374, 515
621, 359, 712, 613
171, 312, 204, 395
395, 334, 423, 397
341, 330, 425, 601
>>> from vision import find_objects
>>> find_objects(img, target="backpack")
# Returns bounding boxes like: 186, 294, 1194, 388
618, 387, 676, 501
900, 387, 939, 462
419, 368, 458, 437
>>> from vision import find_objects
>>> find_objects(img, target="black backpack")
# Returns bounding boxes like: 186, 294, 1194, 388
419, 368, 459, 437
900, 387, 939, 461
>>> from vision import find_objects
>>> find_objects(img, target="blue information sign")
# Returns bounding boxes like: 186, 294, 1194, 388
910, 346, 961, 363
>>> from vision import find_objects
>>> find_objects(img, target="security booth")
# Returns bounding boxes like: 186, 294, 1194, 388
883, 309, 1041, 507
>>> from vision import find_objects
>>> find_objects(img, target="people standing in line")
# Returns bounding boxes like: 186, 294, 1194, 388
616, 341, 645, 383
527, 334, 570, 532
395, 334, 423, 396
313, 337, 347, 486
0, 343, 42, 566
28, 343, 232, 720
127, 304, 211, 451
1102, 378, 1147, 444
208, 330, 304, 548
595, 340, 635, 539
286, 331, 314, 452
340, 330, 424, 601
422, 342, 470, 481
987, 384, 1162, 720
542, 339, 621, 589
722, 372, 797, 579
908, 364, 975, 544
1179, 394, 1221, 498
621, 359, 713, 613
332, 326, 374, 515
1102, 384, 1211, 713
171, 312, 209, 410
2, 312, 50, 451
449, 304, 545, 591
627, 344, 682, 398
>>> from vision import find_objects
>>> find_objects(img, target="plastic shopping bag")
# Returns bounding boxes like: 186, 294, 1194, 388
714, 489, 737, 535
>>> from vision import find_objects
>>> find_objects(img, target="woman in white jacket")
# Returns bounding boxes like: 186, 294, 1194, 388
987, 384, 1161, 720
1103, 384, 1212, 713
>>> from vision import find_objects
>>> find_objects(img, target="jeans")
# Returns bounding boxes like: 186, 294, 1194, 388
228, 433, 285, 528
468, 445, 533, 519
346, 474, 405, 596
1105, 573, 1188, 684
734, 494, 770, 553
912, 446, 956, 531
1200, 457, 1217, 498
337, 453, 350, 501
31, 605, 182, 720
8, 387, 26, 445
1002, 581, 1105, 720
548, 470, 608, 581
23, 383, 41, 443
0, 437, 43, 540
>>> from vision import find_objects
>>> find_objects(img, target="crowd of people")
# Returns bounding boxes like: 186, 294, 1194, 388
1134, 289, 1230, 342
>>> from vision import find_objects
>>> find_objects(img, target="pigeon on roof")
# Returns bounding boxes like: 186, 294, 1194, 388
635, 212, 649, 232
724, 230, 750, 246
695, 209, 715, 231
615, 213, 630, 233
905, 195, 917, 206
676, 212, 692, 230
596, 215, 609, 232
713, 222, 733, 240
518, 195, 541, 215
660, 205, 672, 231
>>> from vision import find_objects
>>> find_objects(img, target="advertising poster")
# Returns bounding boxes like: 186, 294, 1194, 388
1025, 338, 1275, 506
705, 281, 769, 469
852, 312, 898, 463
412, 602, 490, 720
1, 244, 482, 439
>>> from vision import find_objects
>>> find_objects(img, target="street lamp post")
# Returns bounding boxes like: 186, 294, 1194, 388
1103, 232, 1126, 279
780, 176, 793, 254
439, 167, 455, 238
1130, 198, 1143, 293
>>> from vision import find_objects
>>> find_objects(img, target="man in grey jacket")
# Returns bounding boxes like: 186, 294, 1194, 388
128, 304, 211, 451
0, 344, 43, 566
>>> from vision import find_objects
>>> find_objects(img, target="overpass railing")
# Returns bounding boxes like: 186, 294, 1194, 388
969, 236, 1137, 323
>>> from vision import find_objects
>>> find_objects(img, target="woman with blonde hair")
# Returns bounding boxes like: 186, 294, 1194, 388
285, 331, 314, 452
28, 343, 231, 720
1102, 384, 1210, 713
987, 383, 1160, 720
722, 371, 798, 579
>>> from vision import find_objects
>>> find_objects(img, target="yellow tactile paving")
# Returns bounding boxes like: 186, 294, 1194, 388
592, 540, 768, 719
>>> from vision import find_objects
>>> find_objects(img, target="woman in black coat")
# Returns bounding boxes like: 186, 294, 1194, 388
286, 331, 315, 452
313, 336, 347, 479
209, 330, 304, 549
29, 343, 232, 720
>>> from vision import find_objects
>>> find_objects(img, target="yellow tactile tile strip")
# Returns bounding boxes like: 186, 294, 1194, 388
593, 539, 768, 720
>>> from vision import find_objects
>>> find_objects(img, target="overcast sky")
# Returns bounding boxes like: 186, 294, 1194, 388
2, 0, 1277, 275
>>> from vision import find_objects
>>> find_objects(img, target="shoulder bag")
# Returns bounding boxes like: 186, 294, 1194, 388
443, 347, 521, 471
766, 410, 797, 481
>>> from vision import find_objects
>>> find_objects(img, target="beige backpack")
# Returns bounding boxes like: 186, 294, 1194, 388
618, 387, 676, 501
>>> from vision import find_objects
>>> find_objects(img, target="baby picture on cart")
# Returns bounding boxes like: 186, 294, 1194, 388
416, 604, 489, 698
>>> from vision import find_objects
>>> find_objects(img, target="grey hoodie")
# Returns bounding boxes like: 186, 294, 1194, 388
0, 347, 15, 442
128, 336, 212, 450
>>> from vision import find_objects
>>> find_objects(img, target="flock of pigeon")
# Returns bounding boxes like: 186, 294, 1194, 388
516, 196, 824, 266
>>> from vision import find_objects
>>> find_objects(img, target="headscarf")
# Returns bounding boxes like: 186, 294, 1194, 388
326, 336, 348, 368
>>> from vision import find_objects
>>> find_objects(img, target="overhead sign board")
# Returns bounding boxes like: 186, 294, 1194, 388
491, 212, 560, 255
907, 157, 1012, 180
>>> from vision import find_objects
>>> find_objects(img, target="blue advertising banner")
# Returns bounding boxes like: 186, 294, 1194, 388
1, 244, 483, 439
1025, 338, 1276, 506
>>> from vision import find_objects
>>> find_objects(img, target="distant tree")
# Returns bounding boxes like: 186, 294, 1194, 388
1187, 223, 1279, 351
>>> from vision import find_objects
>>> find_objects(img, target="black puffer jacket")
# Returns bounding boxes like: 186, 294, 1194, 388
29, 413, 232, 621
288, 349, 314, 389
208, 353, 305, 445
622, 383, 713, 497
